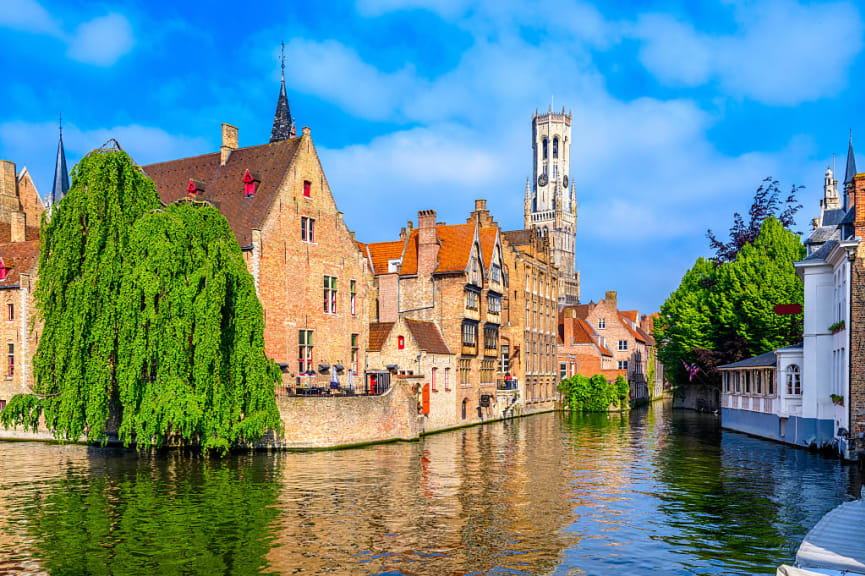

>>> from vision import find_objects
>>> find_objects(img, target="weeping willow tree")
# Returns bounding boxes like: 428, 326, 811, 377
117, 201, 281, 451
0, 146, 281, 451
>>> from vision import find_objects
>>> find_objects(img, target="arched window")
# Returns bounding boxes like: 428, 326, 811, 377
553, 137, 559, 159
786, 365, 801, 395
542, 138, 548, 160
462, 398, 468, 420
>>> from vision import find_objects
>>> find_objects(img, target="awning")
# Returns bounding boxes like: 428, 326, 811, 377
796, 498, 865, 574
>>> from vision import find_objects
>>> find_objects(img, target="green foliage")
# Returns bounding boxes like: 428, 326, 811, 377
117, 202, 282, 451
3, 148, 281, 451
647, 354, 656, 396
656, 217, 805, 387
0, 393, 43, 431
829, 320, 845, 332
558, 373, 629, 412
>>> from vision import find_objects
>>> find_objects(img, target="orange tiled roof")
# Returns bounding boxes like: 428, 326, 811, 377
400, 222, 477, 276
405, 318, 451, 354
143, 137, 302, 247
479, 227, 497, 270
620, 310, 638, 323
364, 240, 405, 276
0, 240, 40, 288
618, 313, 647, 343
368, 322, 395, 352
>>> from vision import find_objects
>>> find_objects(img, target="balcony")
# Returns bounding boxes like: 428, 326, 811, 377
497, 378, 518, 391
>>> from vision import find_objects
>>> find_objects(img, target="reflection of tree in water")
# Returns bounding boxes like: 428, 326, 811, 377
653, 412, 860, 575
15, 450, 282, 576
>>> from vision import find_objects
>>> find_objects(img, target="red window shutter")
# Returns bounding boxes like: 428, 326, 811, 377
398, 336, 405, 350
303, 181, 311, 198
422, 384, 430, 415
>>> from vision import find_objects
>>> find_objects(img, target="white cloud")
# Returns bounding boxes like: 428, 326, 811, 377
356, 0, 470, 18
632, 0, 863, 105
67, 13, 135, 66
0, 0, 61, 36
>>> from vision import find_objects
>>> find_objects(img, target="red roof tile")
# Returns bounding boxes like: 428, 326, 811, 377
405, 318, 451, 354
399, 222, 477, 276
368, 322, 395, 352
143, 137, 302, 247
479, 227, 497, 270
620, 310, 638, 323
364, 240, 405, 276
0, 240, 39, 288
618, 313, 647, 343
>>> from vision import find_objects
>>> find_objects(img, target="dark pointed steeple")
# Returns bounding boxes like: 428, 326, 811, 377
844, 131, 856, 210
50, 115, 69, 208
270, 42, 295, 143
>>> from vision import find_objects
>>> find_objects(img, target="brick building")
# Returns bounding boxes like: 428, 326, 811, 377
558, 312, 615, 381
362, 200, 509, 428
500, 227, 559, 411
846, 171, 865, 459
144, 76, 373, 392
0, 158, 49, 411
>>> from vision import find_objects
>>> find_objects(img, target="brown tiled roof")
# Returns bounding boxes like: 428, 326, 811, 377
405, 318, 451, 354
142, 137, 302, 247
572, 318, 596, 344
0, 222, 39, 243
0, 240, 40, 288
502, 229, 531, 246
635, 324, 656, 346
479, 227, 497, 270
618, 313, 647, 343
364, 240, 405, 276
562, 303, 593, 320
368, 322, 395, 352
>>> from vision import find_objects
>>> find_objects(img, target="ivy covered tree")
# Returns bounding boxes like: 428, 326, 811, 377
0, 147, 281, 451
558, 374, 629, 412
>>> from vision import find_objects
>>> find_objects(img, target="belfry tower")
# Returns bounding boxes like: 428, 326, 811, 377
524, 106, 580, 306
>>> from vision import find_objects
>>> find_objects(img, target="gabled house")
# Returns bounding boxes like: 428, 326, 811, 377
558, 314, 614, 380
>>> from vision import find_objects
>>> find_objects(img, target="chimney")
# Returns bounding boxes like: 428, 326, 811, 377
855, 174, 865, 238
10, 212, 25, 243
349, 231, 355, 243
417, 209, 438, 276
399, 227, 406, 240
562, 315, 573, 346
0, 161, 18, 215
468, 198, 492, 226
220, 124, 238, 166
605, 290, 617, 309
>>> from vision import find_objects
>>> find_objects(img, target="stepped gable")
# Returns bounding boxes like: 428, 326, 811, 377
0, 240, 39, 288
143, 137, 302, 247
405, 318, 450, 354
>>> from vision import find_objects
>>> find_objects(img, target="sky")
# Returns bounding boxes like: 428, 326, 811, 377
1, 0, 863, 314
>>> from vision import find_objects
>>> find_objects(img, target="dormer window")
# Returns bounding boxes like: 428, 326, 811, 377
303, 180, 311, 198
0, 258, 6, 281
243, 169, 259, 197
398, 336, 405, 350
187, 179, 205, 197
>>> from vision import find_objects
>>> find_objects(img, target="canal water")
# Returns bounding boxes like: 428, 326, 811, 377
0, 401, 861, 576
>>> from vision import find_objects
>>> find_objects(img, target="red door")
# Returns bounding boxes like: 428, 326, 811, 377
422, 383, 430, 415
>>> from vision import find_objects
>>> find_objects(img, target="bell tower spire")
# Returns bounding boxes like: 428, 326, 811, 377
270, 41, 296, 143
49, 113, 69, 212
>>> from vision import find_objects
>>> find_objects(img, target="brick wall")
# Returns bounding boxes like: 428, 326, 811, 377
849, 176, 865, 457
0, 273, 39, 410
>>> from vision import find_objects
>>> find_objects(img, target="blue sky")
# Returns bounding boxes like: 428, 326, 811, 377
1, 0, 863, 314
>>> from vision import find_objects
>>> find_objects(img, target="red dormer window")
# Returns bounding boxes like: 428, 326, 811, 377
0, 258, 6, 281
398, 335, 405, 350
303, 180, 311, 198
243, 169, 258, 197
187, 179, 204, 198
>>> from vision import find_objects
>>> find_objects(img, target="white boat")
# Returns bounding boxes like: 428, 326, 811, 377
777, 490, 865, 576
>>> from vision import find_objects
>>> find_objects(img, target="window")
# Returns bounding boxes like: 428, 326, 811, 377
487, 294, 501, 314
723, 372, 730, 393
491, 263, 502, 284
351, 333, 359, 374
301, 217, 315, 243
499, 344, 510, 374
734, 372, 741, 393
542, 138, 548, 160
553, 137, 559, 159
465, 289, 479, 310
617, 360, 628, 371
469, 256, 481, 285
767, 370, 775, 395
444, 368, 450, 391
350, 280, 357, 315
598, 318, 606, 329
755, 370, 762, 395
0, 399, 5, 411
431, 367, 438, 392
618, 340, 628, 351
560, 362, 567, 381
323, 276, 337, 314
786, 365, 801, 395
6, 343, 13, 378
243, 170, 257, 197
303, 180, 311, 198
0, 259, 6, 281
398, 335, 405, 350
298, 331, 313, 373
484, 324, 498, 350
481, 359, 495, 384
462, 322, 477, 349
6, 304, 12, 322
462, 398, 468, 419
459, 359, 471, 386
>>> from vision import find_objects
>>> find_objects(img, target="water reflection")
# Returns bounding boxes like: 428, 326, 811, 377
0, 402, 861, 576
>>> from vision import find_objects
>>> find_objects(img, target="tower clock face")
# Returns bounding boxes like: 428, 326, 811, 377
538, 173, 548, 187
563, 175, 569, 188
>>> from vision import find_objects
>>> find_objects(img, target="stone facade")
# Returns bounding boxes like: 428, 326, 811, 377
144, 125, 374, 394
524, 108, 579, 307
501, 227, 559, 412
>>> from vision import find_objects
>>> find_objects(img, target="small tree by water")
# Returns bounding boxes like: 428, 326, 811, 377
558, 374, 629, 412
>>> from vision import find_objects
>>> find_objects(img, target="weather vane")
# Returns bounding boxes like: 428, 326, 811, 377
280, 41, 285, 80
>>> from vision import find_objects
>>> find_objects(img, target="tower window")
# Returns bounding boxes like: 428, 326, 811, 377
553, 137, 558, 159
542, 138, 548, 160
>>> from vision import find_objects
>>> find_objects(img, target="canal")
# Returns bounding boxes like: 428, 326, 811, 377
0, 401, 861, 575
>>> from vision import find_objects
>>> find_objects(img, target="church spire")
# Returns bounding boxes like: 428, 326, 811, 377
50, 114, 69, 209
270, 41, 295, 143
844, 131, 856, 210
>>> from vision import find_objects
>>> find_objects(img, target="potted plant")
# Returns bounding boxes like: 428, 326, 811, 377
829, 320, 845, 334
830, 394, 844, 406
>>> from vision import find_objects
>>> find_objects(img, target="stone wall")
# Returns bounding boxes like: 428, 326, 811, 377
271, 380, 421, 449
